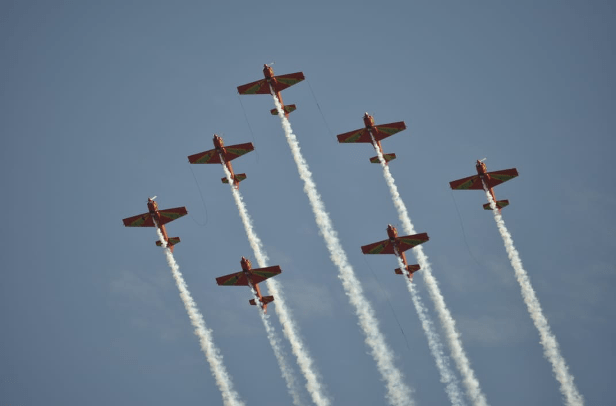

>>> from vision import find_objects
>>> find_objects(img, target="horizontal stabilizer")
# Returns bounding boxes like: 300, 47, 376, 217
395, 264, 421, 276
221, 174, 247, 184
370, 153, 397, 164
156, 237, 181, 247
483, 200, 510, 210
249, 296, 275, 306
270, 104, 297, 115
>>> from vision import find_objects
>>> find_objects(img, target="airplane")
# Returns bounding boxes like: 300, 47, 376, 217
337, 113, 407, 164
215, 256, 282, 313
449, 159, 519, 211
361, 224, 429, 280
122, 197, 188, 253
187, 134, 255, 189
237, 64, 305, 117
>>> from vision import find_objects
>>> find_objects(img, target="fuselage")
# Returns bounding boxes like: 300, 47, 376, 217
240, 256, 265, 305
213, 134, 237, 183
263, 64, 288, 117
387, 224, 409, 267
363, 112, 385, 157
475, 160, 497, 203
147, 199, 172, 251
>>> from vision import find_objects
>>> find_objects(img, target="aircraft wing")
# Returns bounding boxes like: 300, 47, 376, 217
188, 148, 222, 164
361, 239, 395, 255
216, 271, 249, 286
122, 212, 155, 227
271, 72, 305, 92
337, 121, 406, 144
237, 79, 270, 95
450, 168, 519, 190
449, 174, 483, 190
396, 233, 430, 252
373, 121, 406, 141
224, 142, 255, 161
485, 168, 519, 188
237, 72, 305, 95
249, 265, 282, 284
216, 265, 282, 286
337, 128, 371, 144
157, 207, 188, 226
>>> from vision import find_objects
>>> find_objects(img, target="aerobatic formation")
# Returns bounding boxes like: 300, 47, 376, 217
120, 63, 583, 406
339, 112, 484, 405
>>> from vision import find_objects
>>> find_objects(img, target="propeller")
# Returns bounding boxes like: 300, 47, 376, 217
148, 195, 157, 201
479, 158, 487, 162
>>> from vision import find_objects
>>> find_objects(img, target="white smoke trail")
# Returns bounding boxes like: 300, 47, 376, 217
153, 226, 244, 406
221, 157, 327, 406
271, 89, 416, 406
392, 248, 466, 406
482, 181, 584, 406
251, 286, 305, 406
370, 135, 487, 406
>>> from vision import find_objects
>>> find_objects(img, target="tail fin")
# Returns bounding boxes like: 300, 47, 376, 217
483, 200, 509, 210
249, 296, 275, 313
156, 237, 181, 248
394, 264, 420, 278
221, 173, 247, 185
270, 104, 297, 115
370, 153, 396, 164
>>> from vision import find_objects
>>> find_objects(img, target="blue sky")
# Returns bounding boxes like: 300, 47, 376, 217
1, 1, 614, 405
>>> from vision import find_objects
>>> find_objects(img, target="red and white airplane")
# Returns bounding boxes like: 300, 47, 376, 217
449, 159, 519, 211
188, 134, 255, 189
237, 64, 305, 117
122, 197, 188, 253
361, 225, 429, 280
337, 113, 407, 164
216, 257, 282, 313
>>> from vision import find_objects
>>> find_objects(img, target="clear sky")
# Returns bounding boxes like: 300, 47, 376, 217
1, 1, 614, 405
